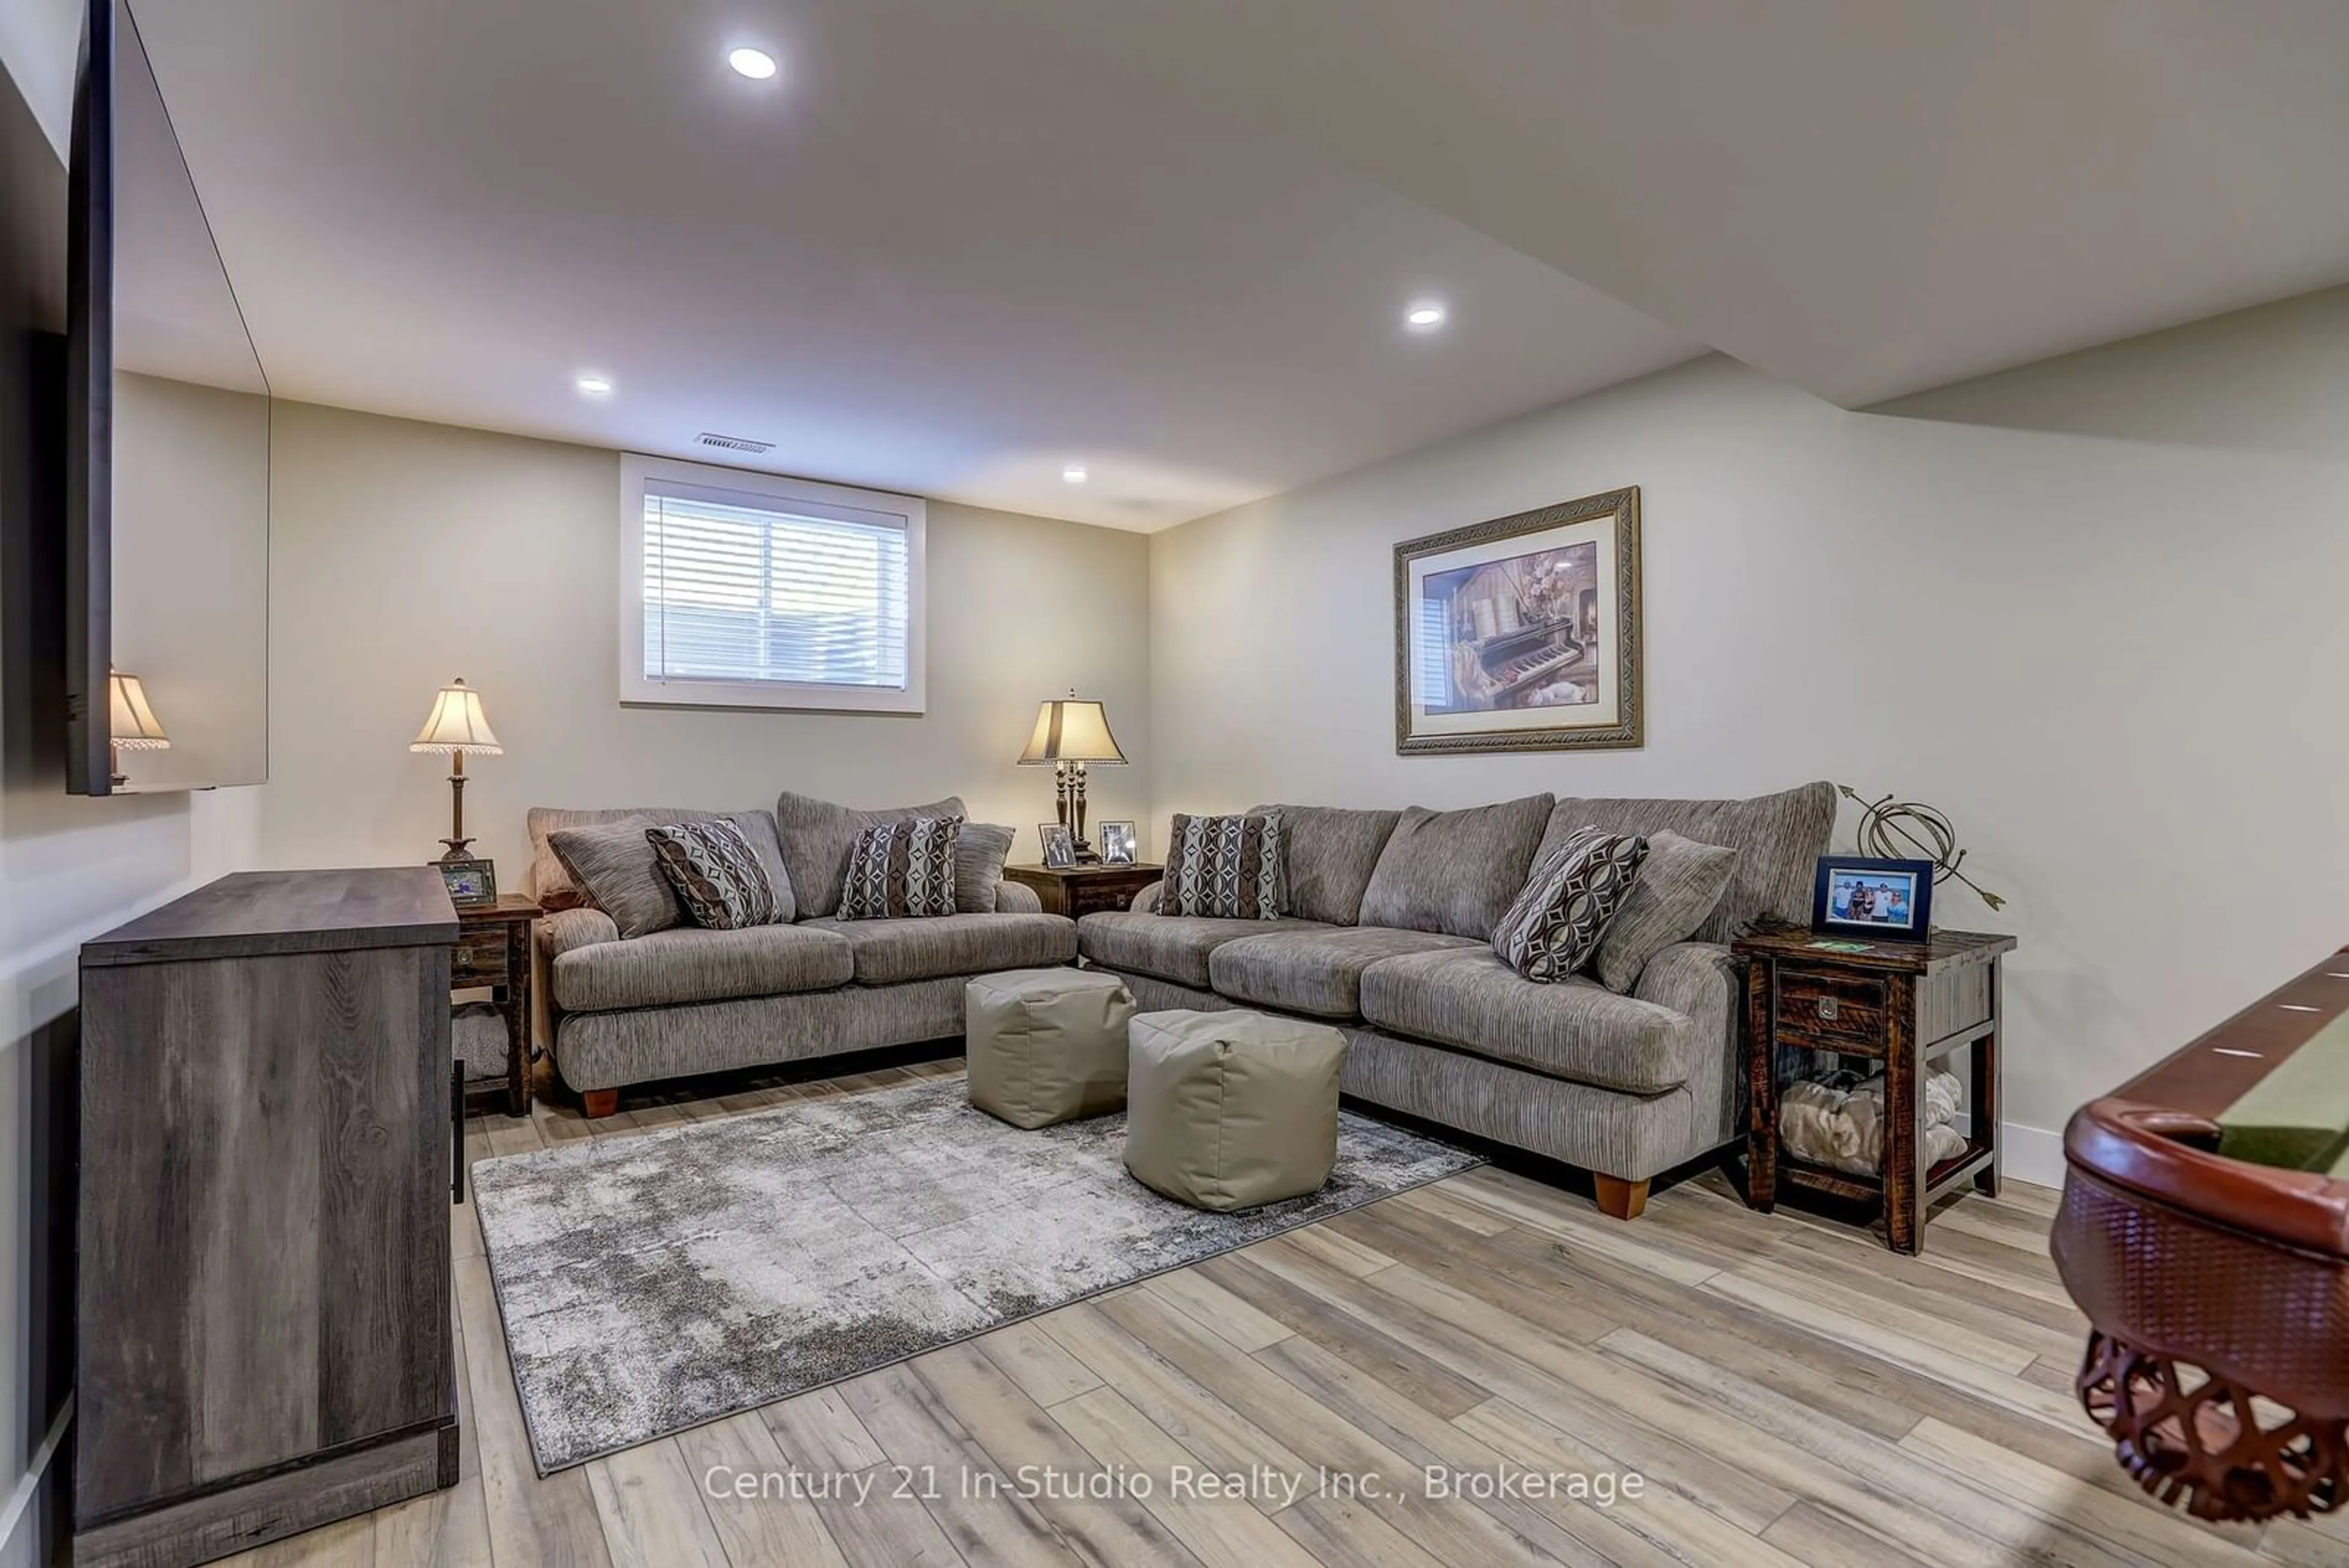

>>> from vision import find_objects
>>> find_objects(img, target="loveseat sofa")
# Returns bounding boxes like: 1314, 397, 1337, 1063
526, 793, 1077, 1113
1077, 784, 1834, 1217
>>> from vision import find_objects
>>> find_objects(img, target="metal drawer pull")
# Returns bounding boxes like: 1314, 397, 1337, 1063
1817, 996, 1839, 1021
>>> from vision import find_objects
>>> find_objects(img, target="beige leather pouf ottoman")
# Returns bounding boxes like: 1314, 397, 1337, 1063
966, 968, 1137, 1129
1125, 1009, 1349, 1211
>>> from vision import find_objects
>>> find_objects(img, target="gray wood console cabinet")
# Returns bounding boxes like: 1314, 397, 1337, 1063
75, 868, 463, 1568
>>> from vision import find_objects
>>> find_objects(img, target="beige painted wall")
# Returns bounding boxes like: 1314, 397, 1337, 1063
258, 403, 1152, 880
1148, 288, 2349, 1177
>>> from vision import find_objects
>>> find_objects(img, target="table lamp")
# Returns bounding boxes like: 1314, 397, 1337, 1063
1017, 690, 1126, 862
410, 678, 502, 862
106, 669, 170, 789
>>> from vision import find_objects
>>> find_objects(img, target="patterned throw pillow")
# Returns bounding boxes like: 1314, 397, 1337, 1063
646, 820, 784, 931
1491, 826, 1649, 983
1156, 812, 1285, 920
837, 817, 963, 920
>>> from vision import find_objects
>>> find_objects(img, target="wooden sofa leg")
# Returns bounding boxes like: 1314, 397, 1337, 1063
581, 1088, 619, 1119
1594, 1174, 1650, 1222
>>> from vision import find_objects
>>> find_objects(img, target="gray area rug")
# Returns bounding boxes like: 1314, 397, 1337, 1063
471, 1074, 1479, 1473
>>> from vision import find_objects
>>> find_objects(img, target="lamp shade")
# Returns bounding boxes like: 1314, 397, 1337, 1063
410, 678, 503, 754
1017, 696, 1125, 765
108, 671, 171, 749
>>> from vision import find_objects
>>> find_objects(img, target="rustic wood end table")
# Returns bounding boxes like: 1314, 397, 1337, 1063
1001, 862, 1164, 921
454, 893, 540, 1117
1734, 923, 2016, 1253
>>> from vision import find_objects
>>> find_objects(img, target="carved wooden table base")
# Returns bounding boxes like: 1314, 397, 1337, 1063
2077, 1331, 2349, 1523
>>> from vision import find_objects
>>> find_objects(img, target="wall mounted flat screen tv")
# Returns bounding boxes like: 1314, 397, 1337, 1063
66, 0, 270, 795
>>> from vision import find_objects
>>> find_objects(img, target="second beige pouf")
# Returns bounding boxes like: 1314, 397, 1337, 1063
1124, 1009, 1349, 1212
966, 968, 1137, 1129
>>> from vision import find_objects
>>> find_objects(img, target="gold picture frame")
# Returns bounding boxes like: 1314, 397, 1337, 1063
1393, 486, 1642, 754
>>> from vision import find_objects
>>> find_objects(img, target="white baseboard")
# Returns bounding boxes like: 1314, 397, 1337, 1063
0, 1399, 70, 1568
2000, 1120, 2066, 1191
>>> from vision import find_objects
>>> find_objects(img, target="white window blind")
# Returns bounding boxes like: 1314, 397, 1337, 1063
641, 487, 911, 693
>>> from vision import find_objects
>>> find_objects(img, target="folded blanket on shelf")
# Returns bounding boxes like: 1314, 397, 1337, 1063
1779, 1068, 1966, 1176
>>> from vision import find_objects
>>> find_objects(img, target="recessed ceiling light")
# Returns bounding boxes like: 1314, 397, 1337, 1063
727, 46, 778, 80
1405, 302, 1447, 329
1063, 464, 1089, 485
575, 373, 614, 397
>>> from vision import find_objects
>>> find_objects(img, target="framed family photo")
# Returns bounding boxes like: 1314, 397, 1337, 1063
437, 856, 499, 908
1811, 855, 1935, 944
1097, 820, 1137, 865
1394, 486, 1641, 754
1037, 823, 1077, 869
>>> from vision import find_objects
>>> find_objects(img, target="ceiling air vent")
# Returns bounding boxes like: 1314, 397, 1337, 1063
698, 431, 775, 455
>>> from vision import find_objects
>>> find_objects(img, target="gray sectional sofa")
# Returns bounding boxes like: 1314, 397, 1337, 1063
1078, 784, 1834, 1216
527, 794, 1077, 1112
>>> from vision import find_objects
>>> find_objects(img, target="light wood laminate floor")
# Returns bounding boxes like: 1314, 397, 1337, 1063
226, 1058, 2339, 1568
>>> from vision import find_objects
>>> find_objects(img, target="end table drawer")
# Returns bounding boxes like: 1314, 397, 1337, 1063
454, 928, 510, 984
1066, 882, 1143, 920
1003, 864, 1162, 921
1776, 972, 1890, 1051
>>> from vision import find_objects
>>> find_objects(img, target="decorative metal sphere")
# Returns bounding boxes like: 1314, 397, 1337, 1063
1838, 786, 2006, 912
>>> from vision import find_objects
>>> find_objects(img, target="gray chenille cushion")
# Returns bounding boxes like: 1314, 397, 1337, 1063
800, 912, 1077, 986
1244, 803, 1401, 926
1356, 794, 1556, 940
777, 792, 967, 920
1208, 926, 1485, 1019
551, 923, 855, 1013
1534, 782, 1833, 946
538, 906, 619, 960
546, 817, 682, 938
529, 806, 794, 921
1075, 910, 1335, 989
1588, 830, 1740, 992
555, 977, 970, 1093
1357, 946, 1691, 1094
955, 822, 1016, 914
531, 805, 711, 910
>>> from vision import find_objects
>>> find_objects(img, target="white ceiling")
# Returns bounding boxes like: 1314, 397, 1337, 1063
127, 0, 1696, 530
991, 0, 2349, 409
130, 0, 2349, 529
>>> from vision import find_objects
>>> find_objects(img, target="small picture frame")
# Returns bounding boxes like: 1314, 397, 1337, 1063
1098, 820, 1137, 866
437, 856, 499, 909
1038, 823, 1077, 869
1810, 855, 1933, 944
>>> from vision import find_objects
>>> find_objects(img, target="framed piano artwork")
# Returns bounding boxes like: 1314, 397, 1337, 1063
1393, 486, 1642, 754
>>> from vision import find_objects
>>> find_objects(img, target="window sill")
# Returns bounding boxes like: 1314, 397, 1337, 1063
618, 674, 926, 715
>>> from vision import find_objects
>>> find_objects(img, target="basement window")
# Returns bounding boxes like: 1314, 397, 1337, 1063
619, 455, 926, 713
